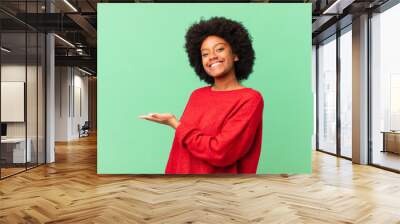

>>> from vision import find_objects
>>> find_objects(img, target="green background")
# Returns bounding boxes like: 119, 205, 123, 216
98, 3, 312, 174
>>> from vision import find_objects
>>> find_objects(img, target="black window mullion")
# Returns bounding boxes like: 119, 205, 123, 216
367, 11, 373, 165
44, 32, 47, 164
36, 0, 39, 167
316, 45, 320, 150
336, 29, 341, 157
24, 0, 28, 171
0, 22, 2, 179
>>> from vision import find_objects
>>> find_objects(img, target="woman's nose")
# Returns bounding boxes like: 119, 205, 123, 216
209, 53, 218, 60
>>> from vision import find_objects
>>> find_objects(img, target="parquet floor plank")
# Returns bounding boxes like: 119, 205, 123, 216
1, 135, 400, 223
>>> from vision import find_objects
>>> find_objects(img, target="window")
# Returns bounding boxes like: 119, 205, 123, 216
371, 3, 400, 171
317, 36, 337, 154
339, 28, 352, 158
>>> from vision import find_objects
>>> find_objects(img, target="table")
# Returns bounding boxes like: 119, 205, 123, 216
1, 138, 32, 163
381, 131, 400, 154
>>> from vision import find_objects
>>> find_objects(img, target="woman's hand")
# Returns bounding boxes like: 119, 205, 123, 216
139, 113, 181, 129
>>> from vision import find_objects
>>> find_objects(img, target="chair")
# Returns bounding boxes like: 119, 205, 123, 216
79, 121, 90, 138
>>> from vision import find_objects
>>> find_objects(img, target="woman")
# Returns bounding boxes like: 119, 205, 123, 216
139, 17, 264, 174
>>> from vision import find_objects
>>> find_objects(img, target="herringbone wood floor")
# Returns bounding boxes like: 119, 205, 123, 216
1, 134, 400, 224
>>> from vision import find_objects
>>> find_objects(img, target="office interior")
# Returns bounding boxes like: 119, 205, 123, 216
0, 0, 399, 222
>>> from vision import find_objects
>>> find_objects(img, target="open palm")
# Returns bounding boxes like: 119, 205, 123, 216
139, 113, 176, 126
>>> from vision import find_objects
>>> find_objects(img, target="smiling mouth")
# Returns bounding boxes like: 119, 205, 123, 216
209, 61, 223, 68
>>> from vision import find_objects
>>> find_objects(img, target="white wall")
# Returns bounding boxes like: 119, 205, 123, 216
1, 65, 28, 141
55, 66, 70, 141
55, 67, 89, 141
72, 73, 89, 138
1, 65, 42, 137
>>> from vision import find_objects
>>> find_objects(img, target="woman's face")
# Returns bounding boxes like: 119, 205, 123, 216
200, 35, 238, 79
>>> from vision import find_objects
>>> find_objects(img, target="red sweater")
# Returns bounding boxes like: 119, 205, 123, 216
165, 86, 264, 174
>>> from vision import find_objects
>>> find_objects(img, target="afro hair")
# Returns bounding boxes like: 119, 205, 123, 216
184, 17, 255, 84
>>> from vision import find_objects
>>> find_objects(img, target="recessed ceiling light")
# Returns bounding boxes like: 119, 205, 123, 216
63, 0, 78, 12
1, 47, 11, 53
54, 34, 75, 48
322, 0, 354, 15
77, 67, 93, 76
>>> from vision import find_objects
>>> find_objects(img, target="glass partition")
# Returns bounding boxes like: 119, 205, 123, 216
0, 1, 46, 179
1, 31, 28, 177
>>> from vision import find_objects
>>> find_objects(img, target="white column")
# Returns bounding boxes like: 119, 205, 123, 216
352, 14, 369, 164
46, 33, 55, 163
45, 1, 55, 163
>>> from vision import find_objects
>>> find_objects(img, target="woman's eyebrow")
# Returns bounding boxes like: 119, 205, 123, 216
201, 42, 226, 51
214, 42, 226, 47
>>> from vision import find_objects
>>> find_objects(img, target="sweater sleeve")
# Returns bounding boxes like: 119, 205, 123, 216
175, 95, 263, 167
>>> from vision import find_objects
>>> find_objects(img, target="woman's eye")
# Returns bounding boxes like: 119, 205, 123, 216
217, 47, 224, 52
202, 53, 208, 57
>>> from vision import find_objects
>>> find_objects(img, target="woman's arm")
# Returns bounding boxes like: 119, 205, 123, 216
175, 95, 263, 167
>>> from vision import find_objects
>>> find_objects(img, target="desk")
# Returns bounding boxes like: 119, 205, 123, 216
1, 138, 31, 163
381, 131, 400, 154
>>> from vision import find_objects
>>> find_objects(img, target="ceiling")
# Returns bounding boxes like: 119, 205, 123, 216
0, 0, 394, 75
